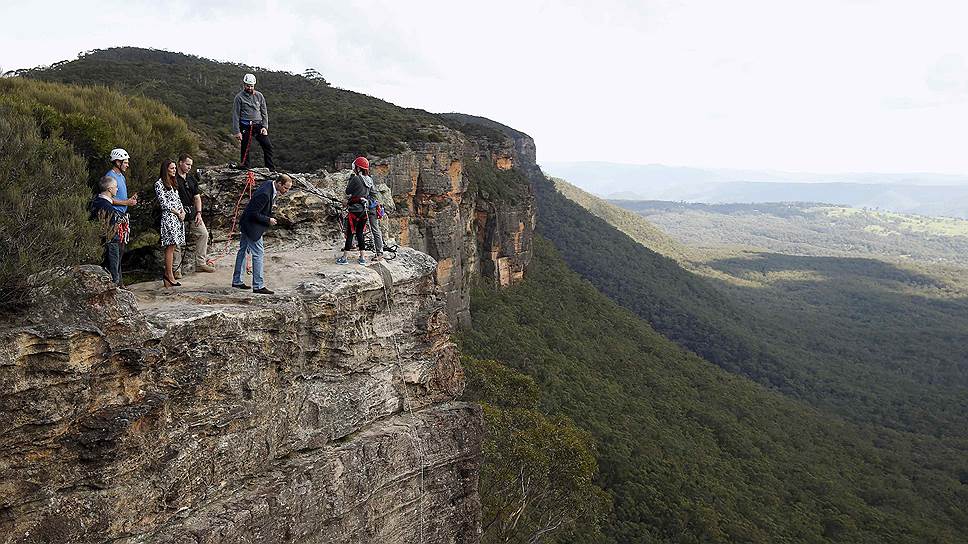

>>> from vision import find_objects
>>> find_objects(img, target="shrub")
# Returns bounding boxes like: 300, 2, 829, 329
0, 77, 198, 243
0, 101, 100, 311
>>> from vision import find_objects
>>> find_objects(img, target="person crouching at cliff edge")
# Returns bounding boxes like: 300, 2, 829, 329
232, 174, 293, 294
89, 176, 124, 285
337, 157, 375, 265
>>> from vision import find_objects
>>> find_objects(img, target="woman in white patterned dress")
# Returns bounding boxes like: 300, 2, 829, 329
155, 160, 186, 287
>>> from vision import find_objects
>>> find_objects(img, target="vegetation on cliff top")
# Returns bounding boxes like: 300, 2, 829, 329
23, 47, 514, 171
0, 77, 198, 248
0, 78, 201, 308
0, 99, 100, 310
465, 161, 532, 204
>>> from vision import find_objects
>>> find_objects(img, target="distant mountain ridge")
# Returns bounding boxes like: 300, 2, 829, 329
544, 161, 968, 187
544, 161, 968, 218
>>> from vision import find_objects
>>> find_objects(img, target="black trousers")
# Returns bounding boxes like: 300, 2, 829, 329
343, 213, 367, 251
239, 123, 274, 170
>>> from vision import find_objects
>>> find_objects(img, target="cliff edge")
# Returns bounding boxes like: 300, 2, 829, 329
1, 238, 481, 542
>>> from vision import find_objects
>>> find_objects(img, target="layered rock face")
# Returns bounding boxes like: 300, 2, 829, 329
0, 245, 481, 543
195, 124, 537, 331
369, 128, 536, 327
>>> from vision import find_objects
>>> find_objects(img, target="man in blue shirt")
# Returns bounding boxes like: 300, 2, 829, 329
106, 148, 139, 212
105, 148, 138, 283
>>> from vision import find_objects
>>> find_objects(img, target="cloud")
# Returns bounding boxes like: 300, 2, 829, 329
5, 0, 968, 173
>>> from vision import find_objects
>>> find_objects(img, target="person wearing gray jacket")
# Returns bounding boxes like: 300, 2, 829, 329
232, 73, 274, 170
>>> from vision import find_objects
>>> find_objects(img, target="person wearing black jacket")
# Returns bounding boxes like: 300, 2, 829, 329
336, 157, 375, 265
231, 174, 293, 294
89, 175, 125, 285
173, 154, 215, 276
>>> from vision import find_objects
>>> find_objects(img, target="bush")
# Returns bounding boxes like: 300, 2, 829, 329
0, 77, 198, 244
0, 101, 100, 311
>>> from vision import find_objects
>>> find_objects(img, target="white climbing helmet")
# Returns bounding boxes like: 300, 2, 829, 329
242, 73, 257, 85
110, 148, 130, 162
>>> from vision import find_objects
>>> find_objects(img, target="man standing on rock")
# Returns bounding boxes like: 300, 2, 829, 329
173, 154, 215, 276
105, 148, 137, 283
232, 174, 293, 294
232, 73, 275, 171
89, 175, 124, 285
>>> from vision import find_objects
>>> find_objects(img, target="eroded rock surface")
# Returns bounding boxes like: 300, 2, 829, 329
189, 121, 536, 330
0, 246, 481, 543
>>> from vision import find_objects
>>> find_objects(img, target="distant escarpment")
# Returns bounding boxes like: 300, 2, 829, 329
368, 124, 536, 327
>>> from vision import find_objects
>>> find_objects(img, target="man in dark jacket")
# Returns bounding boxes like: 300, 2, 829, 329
173, 154, 215, 276
90, 175, 124, 285
231, 174, 293, 294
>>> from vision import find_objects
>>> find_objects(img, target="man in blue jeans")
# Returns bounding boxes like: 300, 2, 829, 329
232, 174, 293, 294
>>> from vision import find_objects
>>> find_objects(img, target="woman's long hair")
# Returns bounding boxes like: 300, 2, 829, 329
159, 160, 177, 190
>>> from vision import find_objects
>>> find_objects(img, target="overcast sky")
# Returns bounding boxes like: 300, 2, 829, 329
3, 0, 968, 174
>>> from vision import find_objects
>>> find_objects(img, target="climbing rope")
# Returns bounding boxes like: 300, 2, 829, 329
380, 280, 428, 544
209, 126, 257, 264
328, 278, 428, 543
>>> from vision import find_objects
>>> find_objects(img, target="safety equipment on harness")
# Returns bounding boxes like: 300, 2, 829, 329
242, 73, 257, 85
346, 211, 369, 234
110, 148, 130, 161
353, 156, 369, 171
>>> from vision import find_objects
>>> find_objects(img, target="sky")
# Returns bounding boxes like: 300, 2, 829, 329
3, 0, 968, 174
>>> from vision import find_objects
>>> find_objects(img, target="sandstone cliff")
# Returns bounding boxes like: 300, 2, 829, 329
368, 126, 536, 328
0, 241, 481, 542
1, 116, 538, 543
197, 122, 537, 330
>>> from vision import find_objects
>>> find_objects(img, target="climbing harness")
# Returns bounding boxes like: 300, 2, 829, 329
210, 126, 257, 264
337, 207, 398, 260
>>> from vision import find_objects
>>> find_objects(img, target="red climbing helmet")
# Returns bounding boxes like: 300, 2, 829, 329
353, 156, 370, 171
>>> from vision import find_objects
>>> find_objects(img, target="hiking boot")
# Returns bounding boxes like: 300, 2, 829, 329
336, 256, 348, 265
197, 263, 216, 273
253, 287, 274, 295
